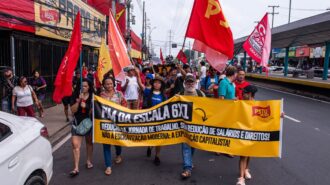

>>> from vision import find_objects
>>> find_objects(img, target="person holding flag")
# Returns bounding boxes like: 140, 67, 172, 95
53, 12, 82, 104
243, 13, 272, 71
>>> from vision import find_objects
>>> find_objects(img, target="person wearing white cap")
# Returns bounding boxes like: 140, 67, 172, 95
122, 66, 140, 109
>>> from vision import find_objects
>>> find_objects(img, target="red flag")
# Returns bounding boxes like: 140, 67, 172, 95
177, 49, 188, 64
185, 0, 234, 72
108, 9, 132, 82
160, 48, 165, 64
243, 13, 271, 68
53, 12, 82, 104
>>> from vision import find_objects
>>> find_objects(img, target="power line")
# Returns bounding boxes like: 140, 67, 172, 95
280, 7, 329, 12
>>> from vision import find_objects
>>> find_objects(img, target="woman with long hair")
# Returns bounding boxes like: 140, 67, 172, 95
100, 77, 127, 175
69, 79, 94, 177
137, 68, 167, 166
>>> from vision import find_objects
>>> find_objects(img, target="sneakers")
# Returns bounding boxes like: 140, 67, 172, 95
154, 156, 160, 166
236, 177, 245, 185
245, 169, 252, 180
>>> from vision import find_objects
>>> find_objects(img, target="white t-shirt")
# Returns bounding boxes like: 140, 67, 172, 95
123, 76, 139, 100
13, 85, 34, 107
201, 66, 207, 78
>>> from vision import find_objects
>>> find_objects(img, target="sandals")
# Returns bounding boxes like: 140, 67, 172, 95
181, 170, 191, 179
69, 170, 79, 177
104, 167, 112, 176
115, 156, 123, 164
86, 162, 94, 169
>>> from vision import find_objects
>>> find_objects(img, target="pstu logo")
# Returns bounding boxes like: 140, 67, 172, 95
252, 106, 271, 118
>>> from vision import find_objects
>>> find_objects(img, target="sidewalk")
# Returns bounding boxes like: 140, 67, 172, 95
246, 72, 330, 89
37, 104, 72, 146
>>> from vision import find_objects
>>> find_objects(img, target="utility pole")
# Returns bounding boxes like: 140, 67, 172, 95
144, 12, 147, 59
288, 0, 292, 23
268, 5, 279, 28
112, 0, 116, 17
126, 0, 132, 57
168, 30, 172, 56
141, 1, 145, 60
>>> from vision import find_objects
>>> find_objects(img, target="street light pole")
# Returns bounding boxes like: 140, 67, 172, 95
288, 0, 292, 23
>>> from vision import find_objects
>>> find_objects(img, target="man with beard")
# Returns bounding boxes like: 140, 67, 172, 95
179, 74, 205, 179
1, 67, 19, 112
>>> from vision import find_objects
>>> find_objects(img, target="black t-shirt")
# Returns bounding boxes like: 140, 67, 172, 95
70, 93, 92, 124
167, 76, 184, 98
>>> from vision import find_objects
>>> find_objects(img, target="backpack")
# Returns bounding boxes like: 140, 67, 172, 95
179, 89, 204, 97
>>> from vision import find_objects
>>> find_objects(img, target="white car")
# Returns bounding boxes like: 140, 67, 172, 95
0, 111, 53, 185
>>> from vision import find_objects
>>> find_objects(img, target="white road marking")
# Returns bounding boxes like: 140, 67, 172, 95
284, 115, 301, 123
255, 85, 330, 104
52, 134, 71, 153
315, 128, 320, 132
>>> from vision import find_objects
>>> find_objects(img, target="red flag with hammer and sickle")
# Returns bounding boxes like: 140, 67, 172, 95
185, 0, 234, 72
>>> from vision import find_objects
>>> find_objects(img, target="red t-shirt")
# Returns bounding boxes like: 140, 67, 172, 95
235, 81, 250, 100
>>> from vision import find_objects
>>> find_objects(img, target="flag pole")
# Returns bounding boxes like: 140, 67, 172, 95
229, 42, 244, 65
80, 50, 83, 92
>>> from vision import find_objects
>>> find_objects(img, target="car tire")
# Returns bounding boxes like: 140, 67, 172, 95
24, 175, 46, 185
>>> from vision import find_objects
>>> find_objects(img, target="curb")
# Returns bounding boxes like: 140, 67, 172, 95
246, 74, 330, 89
49, 123, 71, 147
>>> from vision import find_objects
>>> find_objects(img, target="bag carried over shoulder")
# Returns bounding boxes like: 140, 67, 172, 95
72, 118, 92, 135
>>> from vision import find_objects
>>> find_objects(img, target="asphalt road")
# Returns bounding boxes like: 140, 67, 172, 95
50, 87, 330, 185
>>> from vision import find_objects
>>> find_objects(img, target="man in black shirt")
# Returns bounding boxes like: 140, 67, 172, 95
166, 64, 191, 98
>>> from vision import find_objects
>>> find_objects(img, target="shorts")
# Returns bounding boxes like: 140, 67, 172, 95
62, 96, 71, 106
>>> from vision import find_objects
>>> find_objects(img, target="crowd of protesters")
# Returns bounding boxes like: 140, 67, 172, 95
0, 61, 265, 185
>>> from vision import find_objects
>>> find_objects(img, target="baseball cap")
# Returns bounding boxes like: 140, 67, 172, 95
146, 73, 154, 79
185, 74, 196, 82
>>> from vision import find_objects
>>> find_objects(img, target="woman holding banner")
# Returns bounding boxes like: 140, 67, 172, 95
137, 69, 167, 166
100, 77, 127, 175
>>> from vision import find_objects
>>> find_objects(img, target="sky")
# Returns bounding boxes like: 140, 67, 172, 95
130, 0, 330, 58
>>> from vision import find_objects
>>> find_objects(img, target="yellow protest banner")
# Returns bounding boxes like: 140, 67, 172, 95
93, 95, 283, 157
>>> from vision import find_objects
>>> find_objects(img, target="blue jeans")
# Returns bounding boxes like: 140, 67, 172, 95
182, 143, 195, 171
103, 144, 122, 168
1, 97, 12, 113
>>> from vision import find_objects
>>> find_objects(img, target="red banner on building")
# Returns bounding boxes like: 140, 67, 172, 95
0, 0, 35, 33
